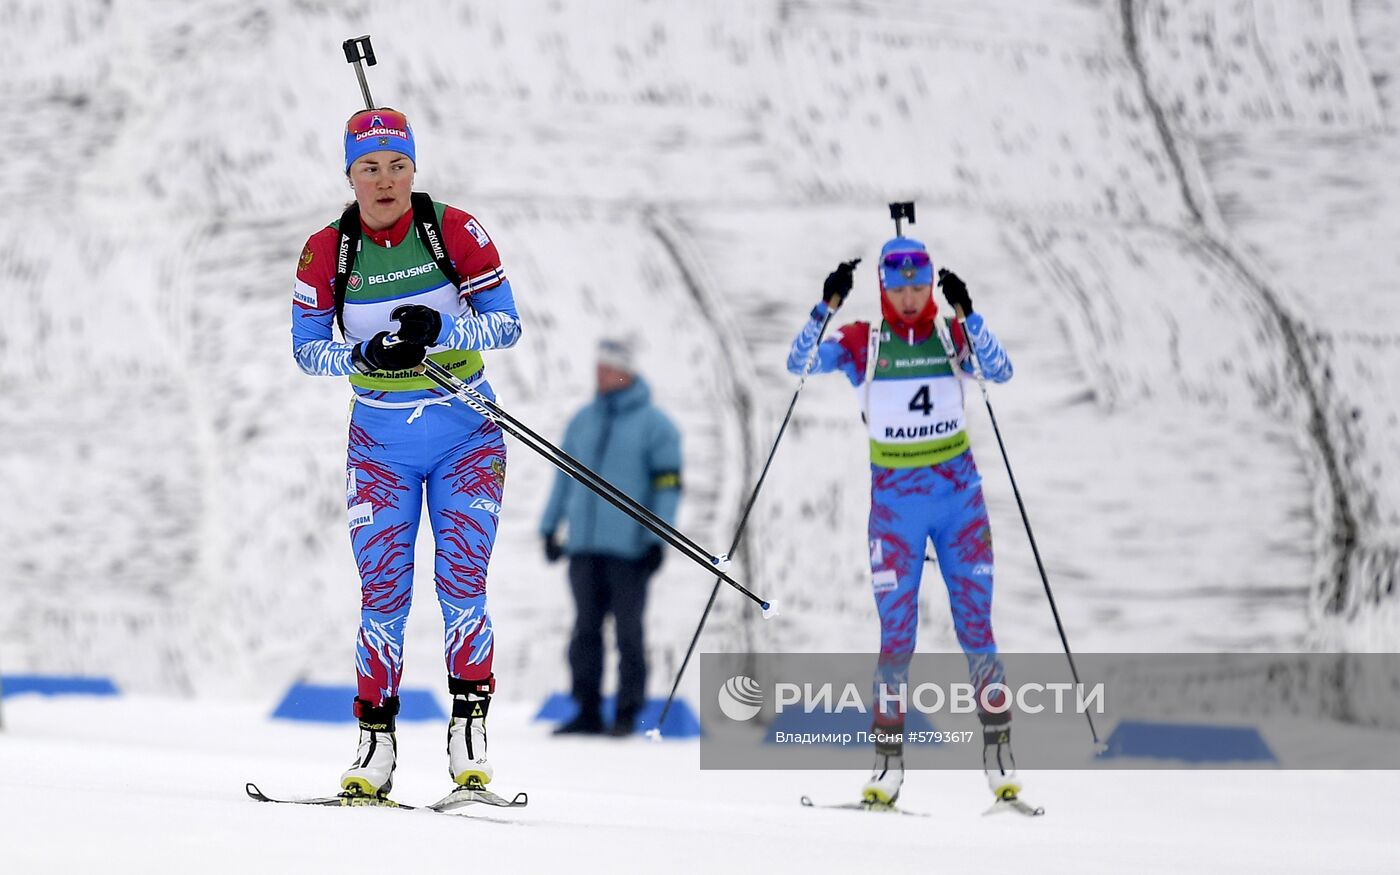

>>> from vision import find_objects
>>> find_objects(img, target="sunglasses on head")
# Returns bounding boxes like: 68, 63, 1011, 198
348, 109, 409, 135
882, 251, 931, 270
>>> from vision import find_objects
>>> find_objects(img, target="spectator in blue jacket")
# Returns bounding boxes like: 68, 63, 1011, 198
540, 338, 683, 736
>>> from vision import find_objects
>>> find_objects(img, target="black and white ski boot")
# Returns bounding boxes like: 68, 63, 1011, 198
861, 727, 905, 807
341, 696, 399, 798
446, 674, 493, 787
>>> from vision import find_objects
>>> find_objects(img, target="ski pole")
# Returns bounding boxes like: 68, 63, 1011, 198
649, 297, 844, 739
416, 359, 776, 615
343, 36, 378, 109
940, 268, 1101, 747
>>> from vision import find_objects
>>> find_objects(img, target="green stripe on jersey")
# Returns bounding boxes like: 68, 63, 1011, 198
334, 201, 450, 304
872, 325, 956, 379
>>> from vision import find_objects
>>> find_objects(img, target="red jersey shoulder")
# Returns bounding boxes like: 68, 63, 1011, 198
835, 321, 872, 370
293, 225, 339, 310
441, 205, 506, 297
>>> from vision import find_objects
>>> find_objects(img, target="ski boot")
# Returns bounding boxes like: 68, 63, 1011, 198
446, 674, 494, 787
861, 726, 905, 808
982, 723, 1021, 801
981, 723, 1045, 816
862, 751, 905, 808
341, 696, 399, 798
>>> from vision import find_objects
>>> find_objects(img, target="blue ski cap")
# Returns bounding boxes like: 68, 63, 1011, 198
344, 107, 416, 172
879, 237, 934, 289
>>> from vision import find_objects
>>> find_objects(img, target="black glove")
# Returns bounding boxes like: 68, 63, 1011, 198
543, 534, 564, 564
937, 268, 973, 316
352, 331, 427, 374
639, 544, 664, 576
391, 304, 444, 347
822, 258, 862, 309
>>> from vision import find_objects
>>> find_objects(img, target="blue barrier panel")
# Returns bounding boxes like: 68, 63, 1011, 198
1100, 720, 1276, 764
0, 675, 120, 697
533, 692, 701, 738
766, 706, 939, 743
271, 683, 446, 723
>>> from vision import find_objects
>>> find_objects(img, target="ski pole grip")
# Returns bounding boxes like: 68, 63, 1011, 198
343, 36, 376, 65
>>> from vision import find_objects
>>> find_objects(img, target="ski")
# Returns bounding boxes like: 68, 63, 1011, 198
982, 794, 1045, 817
427, 781, 529, 812
799, 795, 930, 818
246, 782, 419, 810
799, 792, 1044, 818
246, 781, 528, 813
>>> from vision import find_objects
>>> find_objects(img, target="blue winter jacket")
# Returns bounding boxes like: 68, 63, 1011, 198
538, 377, 683, 560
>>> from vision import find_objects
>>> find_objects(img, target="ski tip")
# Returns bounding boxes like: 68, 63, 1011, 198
761, 600, 779, 620
982, 797, 1046, 818
799, 795, 815, 807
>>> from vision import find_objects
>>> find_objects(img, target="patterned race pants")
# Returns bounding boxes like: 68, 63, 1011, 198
867, 451, 1008, 728
344, 387, 505, 705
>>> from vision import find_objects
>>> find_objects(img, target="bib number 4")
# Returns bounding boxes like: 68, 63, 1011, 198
908, 385, 934, 416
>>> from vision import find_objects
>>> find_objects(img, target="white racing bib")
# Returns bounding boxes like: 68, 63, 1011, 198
862, 323, 970, 468
867, 377, 966, 443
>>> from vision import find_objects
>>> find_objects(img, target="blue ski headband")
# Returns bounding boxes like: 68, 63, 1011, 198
344, 108, 416, 172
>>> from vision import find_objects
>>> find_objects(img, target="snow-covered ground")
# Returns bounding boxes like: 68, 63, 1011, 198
3, 0, 1399, 869
4, 693, 1398, 875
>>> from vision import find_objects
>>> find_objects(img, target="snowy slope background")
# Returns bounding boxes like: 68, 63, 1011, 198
1, 0, 1399, 870
4, 0, 1396, 700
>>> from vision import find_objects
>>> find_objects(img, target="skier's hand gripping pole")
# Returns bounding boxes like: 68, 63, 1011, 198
939, 268, 1101, 748
415, 359, 773, 613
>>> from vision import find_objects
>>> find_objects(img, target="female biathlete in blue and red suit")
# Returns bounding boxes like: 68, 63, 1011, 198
291, 107, 519, 798
786, 237, 1021, 807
